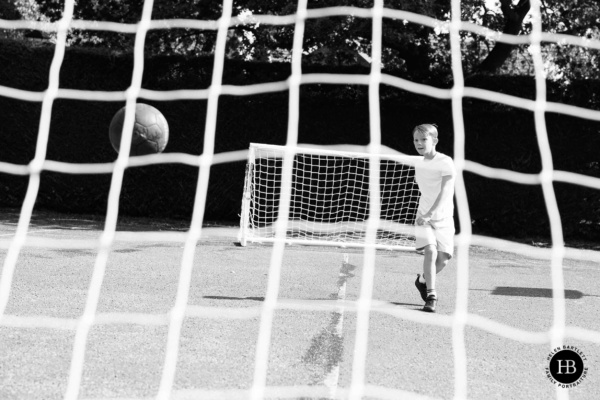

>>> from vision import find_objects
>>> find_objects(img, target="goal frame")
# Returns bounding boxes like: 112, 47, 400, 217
238, 143, 420, 251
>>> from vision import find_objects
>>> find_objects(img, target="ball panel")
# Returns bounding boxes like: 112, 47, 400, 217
132, 138, 160, 156
135, 103, 159, 127
145, 124, 168, 153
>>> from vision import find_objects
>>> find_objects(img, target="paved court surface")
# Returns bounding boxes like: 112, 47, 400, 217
0, 209, 599, 399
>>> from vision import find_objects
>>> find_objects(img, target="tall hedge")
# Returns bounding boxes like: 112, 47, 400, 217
1, 39, 599, 243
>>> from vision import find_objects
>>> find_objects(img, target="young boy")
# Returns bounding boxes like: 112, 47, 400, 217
412, 124, 456, 313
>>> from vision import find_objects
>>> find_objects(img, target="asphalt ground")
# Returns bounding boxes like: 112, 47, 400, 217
0, 210, 599, 399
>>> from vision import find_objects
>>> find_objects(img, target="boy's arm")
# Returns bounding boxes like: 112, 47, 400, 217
416, 175, 454, 224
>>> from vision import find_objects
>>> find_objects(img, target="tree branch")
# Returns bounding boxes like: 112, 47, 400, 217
473, 0, 531, 74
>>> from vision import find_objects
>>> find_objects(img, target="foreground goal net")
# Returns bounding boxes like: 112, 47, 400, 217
239, 143, 419, 249
1, 0, 600, 399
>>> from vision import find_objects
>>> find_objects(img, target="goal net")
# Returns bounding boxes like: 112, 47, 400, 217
239, 143, 419, 250
1, 0, 600, 400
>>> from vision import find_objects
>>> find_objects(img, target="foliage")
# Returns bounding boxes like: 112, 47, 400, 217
1, 0, 47, 39
7, 0, 600, 86
469, 0, 600, 83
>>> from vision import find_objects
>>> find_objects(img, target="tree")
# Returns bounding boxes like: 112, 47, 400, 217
471, 0, 531, 74
21, 0, 600, 84
2, 1, 49, 40
461, 0, 599, 82
1, 0, 25, 39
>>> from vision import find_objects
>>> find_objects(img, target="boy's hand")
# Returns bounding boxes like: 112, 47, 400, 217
416, 212, 431, 226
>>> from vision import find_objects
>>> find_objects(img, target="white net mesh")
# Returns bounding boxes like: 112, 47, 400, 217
1, 0, 600, 399
240, 143, 419, 250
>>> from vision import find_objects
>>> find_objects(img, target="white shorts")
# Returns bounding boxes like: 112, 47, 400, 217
414, 217, 455, 258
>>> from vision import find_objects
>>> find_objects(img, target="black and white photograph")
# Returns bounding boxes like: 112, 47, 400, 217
0, 0, 599, 399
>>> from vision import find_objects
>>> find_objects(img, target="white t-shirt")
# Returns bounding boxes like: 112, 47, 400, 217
414, 152, 456, 220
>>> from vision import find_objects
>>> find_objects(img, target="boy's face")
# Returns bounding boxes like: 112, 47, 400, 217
413, 131, 438, 156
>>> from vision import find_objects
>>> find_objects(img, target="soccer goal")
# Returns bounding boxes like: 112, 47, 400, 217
2, 0, 600, 399
239, 143, 420, 250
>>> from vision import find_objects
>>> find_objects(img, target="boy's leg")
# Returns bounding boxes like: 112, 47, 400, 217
422, 244, 438, 298
423, 245, 444, 313
435, 251, 451, 274
421, 247, 451, 313
420, 219, 454, 313
433, 218, 454, 273
417, 249, 450, 301
414, 224, 438, 303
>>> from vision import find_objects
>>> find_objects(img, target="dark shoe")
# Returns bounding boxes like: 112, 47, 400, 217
415, 274, 427, 302
423, 295, 437, 313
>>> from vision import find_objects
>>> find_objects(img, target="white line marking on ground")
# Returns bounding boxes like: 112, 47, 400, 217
323, 253, 350, 399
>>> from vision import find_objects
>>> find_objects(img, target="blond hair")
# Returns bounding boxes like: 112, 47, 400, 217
412, 124, 438, 138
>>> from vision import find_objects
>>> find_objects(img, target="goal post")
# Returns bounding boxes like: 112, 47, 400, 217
239, 143, 420, 250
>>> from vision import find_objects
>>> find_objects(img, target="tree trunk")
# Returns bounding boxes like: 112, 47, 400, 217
474, 0, 531, 73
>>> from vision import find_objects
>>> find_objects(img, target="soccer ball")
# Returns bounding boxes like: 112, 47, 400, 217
109, 103, 169, 156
